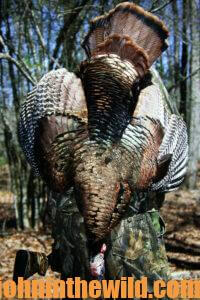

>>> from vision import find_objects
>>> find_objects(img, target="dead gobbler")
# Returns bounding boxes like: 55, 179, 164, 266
17, 2, 188, 280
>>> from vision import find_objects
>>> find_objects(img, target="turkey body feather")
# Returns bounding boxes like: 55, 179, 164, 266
18, 2, 188, 243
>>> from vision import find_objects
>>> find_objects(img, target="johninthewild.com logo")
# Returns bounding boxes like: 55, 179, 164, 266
1, 276, 200, 298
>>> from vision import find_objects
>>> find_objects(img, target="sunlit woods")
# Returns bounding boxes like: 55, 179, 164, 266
0, 0, 199, 230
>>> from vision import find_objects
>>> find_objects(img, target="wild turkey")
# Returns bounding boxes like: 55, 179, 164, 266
18, 2, 188, 281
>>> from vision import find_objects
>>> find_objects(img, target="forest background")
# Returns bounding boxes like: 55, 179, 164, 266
0, 0, 200, 279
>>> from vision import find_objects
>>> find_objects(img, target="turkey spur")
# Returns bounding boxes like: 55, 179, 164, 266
18, 2, 188, 243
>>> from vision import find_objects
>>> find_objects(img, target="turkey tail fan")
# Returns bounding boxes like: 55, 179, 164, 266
82, 2, 169, 76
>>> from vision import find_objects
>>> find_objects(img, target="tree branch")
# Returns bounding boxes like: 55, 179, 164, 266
168, 67, 200, 92
29, 7, 62, 69
150, 0, 174, 13
49, 0, 90, 70
0, 53, 36, 85
149, 0, 160, 11
0, 34, 37, 84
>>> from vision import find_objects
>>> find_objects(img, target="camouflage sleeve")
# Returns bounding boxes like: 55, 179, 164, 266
106, 211, 170, 297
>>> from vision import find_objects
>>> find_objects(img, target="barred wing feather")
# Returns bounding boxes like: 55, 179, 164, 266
18, 68, 87, 191
152, 115, 188, 192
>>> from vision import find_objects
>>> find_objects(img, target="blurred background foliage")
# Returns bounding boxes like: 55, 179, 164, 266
0, 0, 199, 229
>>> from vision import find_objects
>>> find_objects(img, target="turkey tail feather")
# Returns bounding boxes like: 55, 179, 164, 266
82, 2, 169, 75
92, 34, 149, 77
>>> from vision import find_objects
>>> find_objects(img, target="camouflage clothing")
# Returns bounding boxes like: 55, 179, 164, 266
106, 209, 170, 295
48, 188, 170, 300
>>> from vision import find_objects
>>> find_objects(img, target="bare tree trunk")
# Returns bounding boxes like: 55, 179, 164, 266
172, 0, 180, 109
186, 0, 200, 189
179, 0, 188, 121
